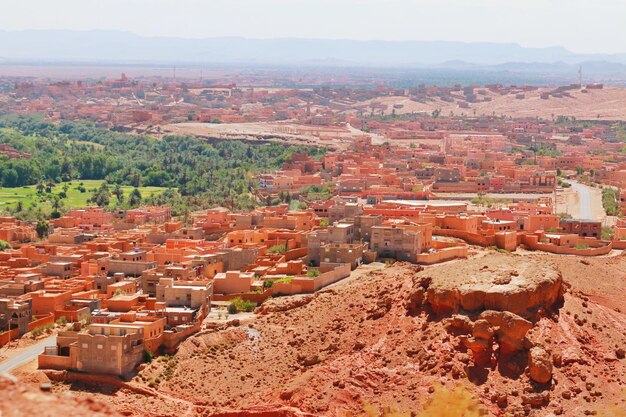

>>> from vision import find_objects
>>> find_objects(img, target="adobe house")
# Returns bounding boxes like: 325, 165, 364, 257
353, 215, 383, 242
329, 202, 364, 224
30, 290, 74, 316
521, 214, 560, 232
212, 271, 256, 295
559, 219, 601, 238
155, 278, 212, 310
481, 219, 516, 233
319, 242, 368, 270
127, 206, 172, 224
370, 223, 432, 263
40, 324, 145, 376
0, 297, 32, 336
108, 250, 157, 277
306, 223, 356, 266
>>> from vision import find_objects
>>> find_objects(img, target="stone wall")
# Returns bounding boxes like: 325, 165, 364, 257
415, 246, 468, 265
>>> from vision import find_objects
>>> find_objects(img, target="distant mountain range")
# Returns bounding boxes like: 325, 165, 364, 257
1, 30, 625, 76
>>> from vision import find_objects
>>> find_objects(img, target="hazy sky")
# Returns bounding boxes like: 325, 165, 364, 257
1, 0, 624, 54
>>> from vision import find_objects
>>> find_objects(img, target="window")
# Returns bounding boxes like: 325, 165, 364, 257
82, 343, 88, 349
97, 344, 103, 350
111, 346, 117, 351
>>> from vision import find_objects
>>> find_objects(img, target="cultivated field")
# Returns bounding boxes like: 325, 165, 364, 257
0, 180, 168, 211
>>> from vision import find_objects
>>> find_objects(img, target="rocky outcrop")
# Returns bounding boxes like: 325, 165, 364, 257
0, 374, 123, 417
479, 310, 533, 356
256, 294, 315, 314
528, 346, 553, 384
418, 254, 564, 319
405, 276, 431, 314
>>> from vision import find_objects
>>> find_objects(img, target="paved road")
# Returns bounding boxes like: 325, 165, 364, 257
0, 335, 56, 374
569, 181, 593, 219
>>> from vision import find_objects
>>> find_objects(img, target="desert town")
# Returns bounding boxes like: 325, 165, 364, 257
0, 69, 626, 417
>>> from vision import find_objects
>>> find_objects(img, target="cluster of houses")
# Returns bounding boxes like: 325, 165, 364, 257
2, 76, 626, 378
0, 179, 617, 377
0, 73, 609, 135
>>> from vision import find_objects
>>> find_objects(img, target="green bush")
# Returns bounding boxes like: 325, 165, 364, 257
602, 187, 621, 216
31, 323, 54, 339
274, 276, 293, 284
144, 349, 155, 363
601, 226, 614, 241
267, 244, 287, 254
306, 269, 320, 277
228, 297, 257, 314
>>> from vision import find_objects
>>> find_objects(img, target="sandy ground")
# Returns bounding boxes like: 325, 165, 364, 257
161, 121, 364, 149
347, 87, 626, 120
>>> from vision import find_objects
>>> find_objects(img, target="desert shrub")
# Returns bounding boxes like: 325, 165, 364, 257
602, 187, 621, 216
274, 276, 293, 284
227, 303, 239, 314
227, 297, 257, 314
267, 244, 287, 254
306, 269, 320, 277
31, 327, 44, 338
601, 226, 614, 241
143, 349, 155, 363
31, 323, 54, 339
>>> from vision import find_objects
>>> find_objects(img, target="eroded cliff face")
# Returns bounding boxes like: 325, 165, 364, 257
22, 253, 626, 417
406, 254, 566, 394
418, 254, 565, 320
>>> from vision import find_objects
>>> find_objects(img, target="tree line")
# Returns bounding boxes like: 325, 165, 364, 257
0, 114, 325, 216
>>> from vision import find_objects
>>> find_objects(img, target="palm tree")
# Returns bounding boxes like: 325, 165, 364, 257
113, 184, 124, 202
45, 180, 55, 193
129, 188, 142, 207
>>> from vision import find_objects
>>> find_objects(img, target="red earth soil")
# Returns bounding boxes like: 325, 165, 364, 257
18, 252, 626, 417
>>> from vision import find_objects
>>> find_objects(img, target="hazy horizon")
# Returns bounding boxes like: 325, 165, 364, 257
1, 0, 625, 55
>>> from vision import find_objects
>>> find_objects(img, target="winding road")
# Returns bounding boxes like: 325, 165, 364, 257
569, 181, 593, 219
0, 335, 56, 374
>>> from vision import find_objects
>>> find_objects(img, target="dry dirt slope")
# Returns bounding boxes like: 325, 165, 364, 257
36, 252, 626, 417
349, 87, 626, 121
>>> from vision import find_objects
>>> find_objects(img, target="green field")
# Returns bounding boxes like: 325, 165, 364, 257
0, 180, 169, 212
